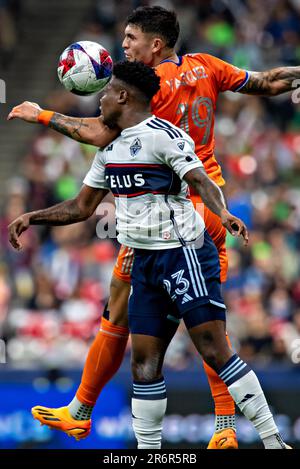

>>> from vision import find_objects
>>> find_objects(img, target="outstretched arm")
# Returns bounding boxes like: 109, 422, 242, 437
8, 185, 108, 250
7, 101, 120, 147
240, 67, 300, 96
184, 168, 249, 245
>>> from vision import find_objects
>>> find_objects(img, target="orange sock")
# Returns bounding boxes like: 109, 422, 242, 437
202, 334, 235, 415
76, 317, 129, 406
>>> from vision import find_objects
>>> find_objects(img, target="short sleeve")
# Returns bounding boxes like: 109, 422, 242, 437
83, 149, 109, 189
157, 132, 204, 180
202, 54, 249, 92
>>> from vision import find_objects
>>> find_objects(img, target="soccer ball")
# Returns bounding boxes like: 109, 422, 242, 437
57, 41, 113, 96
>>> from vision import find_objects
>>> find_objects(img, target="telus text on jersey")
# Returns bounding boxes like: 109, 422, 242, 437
105, 174, 145, 189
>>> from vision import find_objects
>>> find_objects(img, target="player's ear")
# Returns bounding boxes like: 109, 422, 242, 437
118, 89, 128, 104
152, 37, 165, 54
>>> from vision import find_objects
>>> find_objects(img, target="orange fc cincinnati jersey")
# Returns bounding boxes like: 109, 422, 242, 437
151, 53, 249, 186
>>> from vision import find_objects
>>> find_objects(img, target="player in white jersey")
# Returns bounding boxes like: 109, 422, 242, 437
8, 61, 290, 449
83, 115, 204, 249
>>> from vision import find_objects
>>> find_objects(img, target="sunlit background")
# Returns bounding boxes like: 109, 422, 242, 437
0, 0, 300, 449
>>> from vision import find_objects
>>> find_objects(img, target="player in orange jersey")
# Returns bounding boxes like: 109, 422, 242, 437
8, 5, 299, 449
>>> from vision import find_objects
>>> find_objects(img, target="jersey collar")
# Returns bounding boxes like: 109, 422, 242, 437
158, 55, 182, 66
120, 116, 155, 136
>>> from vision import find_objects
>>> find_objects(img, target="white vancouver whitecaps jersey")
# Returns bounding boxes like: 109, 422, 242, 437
83, 116, 205, 250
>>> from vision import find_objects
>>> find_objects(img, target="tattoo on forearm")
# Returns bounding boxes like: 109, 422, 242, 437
49, 113, 90, 142
30, 199, 85, 226
241, 67, 300, 96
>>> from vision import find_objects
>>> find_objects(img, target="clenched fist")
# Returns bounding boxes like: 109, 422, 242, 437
7, 101, 43, 123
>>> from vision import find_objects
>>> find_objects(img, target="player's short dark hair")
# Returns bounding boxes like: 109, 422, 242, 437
126, 6, 179, 49
113, 60, 160, 101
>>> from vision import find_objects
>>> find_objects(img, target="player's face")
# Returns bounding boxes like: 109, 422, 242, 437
100, 78, 121, 127
122, 25, 158, 66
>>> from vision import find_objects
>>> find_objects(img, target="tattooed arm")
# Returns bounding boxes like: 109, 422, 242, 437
240, 67, 300, 96
8, 185, 108, 250
48, 113, 119, 146
184, 168, 249, 245
7, 101, 119, 147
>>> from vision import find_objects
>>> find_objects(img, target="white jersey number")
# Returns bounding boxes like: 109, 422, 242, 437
171, 269, 190, 295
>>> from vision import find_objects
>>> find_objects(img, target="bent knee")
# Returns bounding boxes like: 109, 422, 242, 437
202, 347, 232, 371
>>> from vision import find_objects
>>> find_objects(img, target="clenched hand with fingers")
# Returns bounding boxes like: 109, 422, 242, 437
7, 101, 42, 123
220, 208, 249, 246
8, 214, 31, 250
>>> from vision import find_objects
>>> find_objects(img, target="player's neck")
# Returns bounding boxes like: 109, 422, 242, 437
117, 109, 152, 131
153, 50, 179, 67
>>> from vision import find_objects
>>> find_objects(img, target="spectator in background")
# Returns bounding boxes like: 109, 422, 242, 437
0, 0, 19, 68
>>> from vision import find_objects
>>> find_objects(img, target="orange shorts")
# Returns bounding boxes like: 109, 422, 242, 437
113, 196, 228, 284
190, 194, 228, 283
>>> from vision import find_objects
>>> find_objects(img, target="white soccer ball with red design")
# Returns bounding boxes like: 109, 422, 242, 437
57, 41, 113, 95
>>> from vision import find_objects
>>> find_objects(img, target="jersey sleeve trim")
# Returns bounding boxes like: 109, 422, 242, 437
233, 71, 250, 92
177, 161, 204, 180
82, 177, 108, 190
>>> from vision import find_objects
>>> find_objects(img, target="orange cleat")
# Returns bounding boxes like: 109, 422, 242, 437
31, 405, 91, 441
207, 428, 238, 449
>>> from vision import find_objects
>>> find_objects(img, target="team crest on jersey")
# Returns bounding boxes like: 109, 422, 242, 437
177, 141, 185, 151
130, 138, 142, 157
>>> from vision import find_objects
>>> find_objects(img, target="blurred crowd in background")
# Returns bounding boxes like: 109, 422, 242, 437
0, 0, 20, 68
1, 0, 300, 370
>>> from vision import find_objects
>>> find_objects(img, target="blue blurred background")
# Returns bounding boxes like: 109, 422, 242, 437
0, 0, 300, 449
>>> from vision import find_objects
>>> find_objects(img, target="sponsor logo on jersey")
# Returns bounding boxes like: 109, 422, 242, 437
106, 144, 114, 151
105, 173, 145, 189
104, 163, 182, 197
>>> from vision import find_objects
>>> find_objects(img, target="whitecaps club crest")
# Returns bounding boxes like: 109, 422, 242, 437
177, 141, 185, 151
130, 138, 142, 157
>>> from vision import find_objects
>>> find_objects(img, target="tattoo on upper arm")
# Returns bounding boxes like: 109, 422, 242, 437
49, 114, 90, 141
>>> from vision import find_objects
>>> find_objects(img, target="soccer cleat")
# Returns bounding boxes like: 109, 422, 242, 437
31, 405, 91, 441
207, 428, 238, 449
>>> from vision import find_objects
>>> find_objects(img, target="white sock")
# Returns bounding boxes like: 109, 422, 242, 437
68, 396, 93, 420
132, 378, 167, 449
262, 433, 286, 449
218, 355, 285, 446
